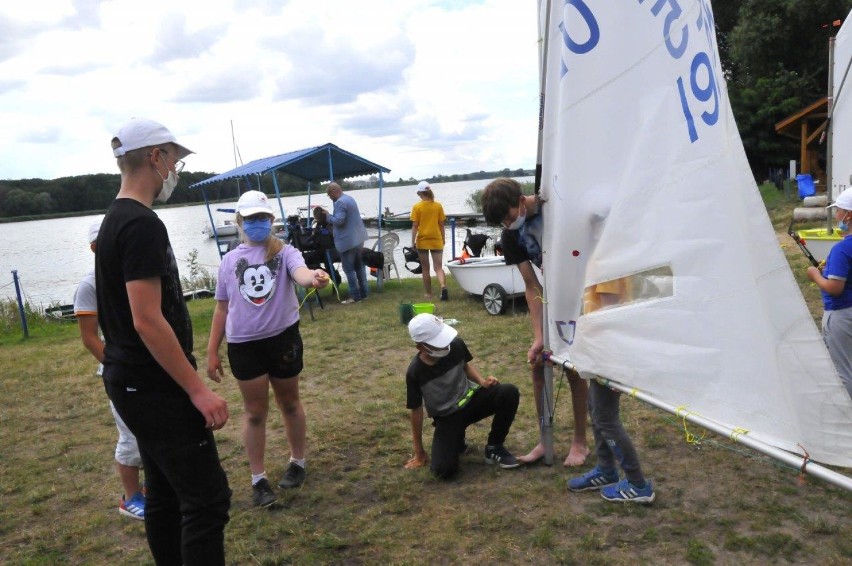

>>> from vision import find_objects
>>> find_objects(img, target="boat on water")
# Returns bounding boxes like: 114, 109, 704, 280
44, 289, 215, 321
203, 211, 285, 239
380, 211, 412, 229
374, 211, 486, 229
202, 218, 239, 238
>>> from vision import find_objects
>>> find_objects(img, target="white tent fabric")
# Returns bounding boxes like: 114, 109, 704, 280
539, 0, 852, 466
832, 14, 852, 200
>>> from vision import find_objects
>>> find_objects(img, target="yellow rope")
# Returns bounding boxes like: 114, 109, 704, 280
674, 406, 706, 445
297, 287, 317, 310
729, 427, 749, 443
296, 272, 343, 310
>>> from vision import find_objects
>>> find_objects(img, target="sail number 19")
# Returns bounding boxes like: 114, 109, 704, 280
640, 0, 720, 143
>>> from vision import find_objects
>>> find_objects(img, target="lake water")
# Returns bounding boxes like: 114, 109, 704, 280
0, 177, 529, 306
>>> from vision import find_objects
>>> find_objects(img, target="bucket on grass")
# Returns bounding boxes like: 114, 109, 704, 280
399, 302, 415, 324
412, 303, 435, 315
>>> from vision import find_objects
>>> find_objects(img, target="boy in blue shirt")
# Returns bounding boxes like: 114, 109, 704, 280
807, 187, 852, 399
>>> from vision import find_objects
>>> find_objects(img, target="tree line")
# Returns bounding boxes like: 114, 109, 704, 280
718, 0, 852, 176
0, 167, 533, 221
0, 171, 320, 220
2, 0, 850, 219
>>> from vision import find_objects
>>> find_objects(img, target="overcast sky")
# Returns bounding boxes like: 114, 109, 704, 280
0, 0, 539, 182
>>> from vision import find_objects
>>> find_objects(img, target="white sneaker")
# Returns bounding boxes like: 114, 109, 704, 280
341, 298, 356, 304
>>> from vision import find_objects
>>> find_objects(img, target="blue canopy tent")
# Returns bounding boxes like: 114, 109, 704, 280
189, 142, 391, 258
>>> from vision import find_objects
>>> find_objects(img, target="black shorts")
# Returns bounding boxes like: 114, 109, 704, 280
227, 322, 304, 381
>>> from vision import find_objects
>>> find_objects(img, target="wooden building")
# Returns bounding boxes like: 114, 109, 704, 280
774, 97, 829, 187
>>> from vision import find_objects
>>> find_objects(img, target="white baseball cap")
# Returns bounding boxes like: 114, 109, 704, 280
87, 218, 102, 244
827, 187, 852, 211
236, 190, 274, 217
408, 314, 457, 348
416, 180, 431, 193
112, 118, 193, 159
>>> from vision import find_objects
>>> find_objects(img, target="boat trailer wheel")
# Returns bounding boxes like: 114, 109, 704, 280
483, 283, 507, 315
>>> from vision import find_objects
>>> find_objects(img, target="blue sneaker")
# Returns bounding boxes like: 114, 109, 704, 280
567, 466, 620, 492
600, 479, 655, 503
119, 491, 145, 520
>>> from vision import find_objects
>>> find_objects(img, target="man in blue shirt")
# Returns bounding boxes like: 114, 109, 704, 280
325, 182, 369, 303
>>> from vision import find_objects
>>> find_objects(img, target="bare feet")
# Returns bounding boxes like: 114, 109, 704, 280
517, 443, 546, 464
563, 443, 590, 467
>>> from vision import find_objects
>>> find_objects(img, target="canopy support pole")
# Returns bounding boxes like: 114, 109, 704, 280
271, 173, 286, 227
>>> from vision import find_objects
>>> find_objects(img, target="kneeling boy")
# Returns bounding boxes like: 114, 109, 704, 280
404, 314, 521, 479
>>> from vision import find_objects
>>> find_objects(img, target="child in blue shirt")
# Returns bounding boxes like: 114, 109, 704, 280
807, 187, 852, 399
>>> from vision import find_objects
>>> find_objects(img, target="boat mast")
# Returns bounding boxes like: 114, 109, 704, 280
231, 120, 242, 199
537, 0, 556, 466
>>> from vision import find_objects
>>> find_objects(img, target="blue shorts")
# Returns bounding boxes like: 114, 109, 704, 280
227, 322, 303, 380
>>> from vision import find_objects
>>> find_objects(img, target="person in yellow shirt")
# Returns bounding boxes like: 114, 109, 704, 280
569, 275, 655, 503
411, 181, 448, 300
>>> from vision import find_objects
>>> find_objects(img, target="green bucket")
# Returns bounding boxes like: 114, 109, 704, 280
412, 303, 435, 315
399, 302, 415, 324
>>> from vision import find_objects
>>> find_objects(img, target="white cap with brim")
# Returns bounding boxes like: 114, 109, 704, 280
112, 118, 193, 160
236, 190, 274, 217
827, 187, 852, 211
87, 218, 102, 244
416, 180, 430, 193
408, 313, 457, 348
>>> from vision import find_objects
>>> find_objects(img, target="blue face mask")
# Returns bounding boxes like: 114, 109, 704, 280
840, 220, 849, 232
243, 218, 272, 242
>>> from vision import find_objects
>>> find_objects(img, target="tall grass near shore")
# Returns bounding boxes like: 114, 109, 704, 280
1, 187, 850, 564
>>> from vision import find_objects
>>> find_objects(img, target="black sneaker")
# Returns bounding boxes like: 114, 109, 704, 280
252, 478, 277, 508
484, 445, 520, 469
440, 288, 448, 301
278, 462, 306, 489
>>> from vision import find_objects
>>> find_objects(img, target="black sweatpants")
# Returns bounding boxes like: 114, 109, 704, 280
429, 383, 519, 479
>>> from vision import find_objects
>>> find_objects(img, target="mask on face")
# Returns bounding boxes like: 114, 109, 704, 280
425, 344, 451, 358
243, 218, 273, 242
155, 170, 178, 203
507, 201, 527, 230
840, 220, 849, 232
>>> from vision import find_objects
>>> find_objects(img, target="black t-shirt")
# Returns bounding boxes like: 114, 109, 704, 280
405, 336, 475, 416
96, 198, 193, 367
500, 227, 529, 266
500, 209, 543, 268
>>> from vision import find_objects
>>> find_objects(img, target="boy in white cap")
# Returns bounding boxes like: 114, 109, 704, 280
404, 314, 521, 479
807, 186, 852, 398
97, 118, 231, 565
74, 218, 145, 520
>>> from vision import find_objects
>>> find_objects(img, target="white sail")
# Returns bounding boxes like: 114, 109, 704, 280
832, 14, 852, 199
539, 0, 852, 467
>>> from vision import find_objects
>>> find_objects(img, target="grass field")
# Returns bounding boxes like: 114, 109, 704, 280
1, 187, 850, 565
